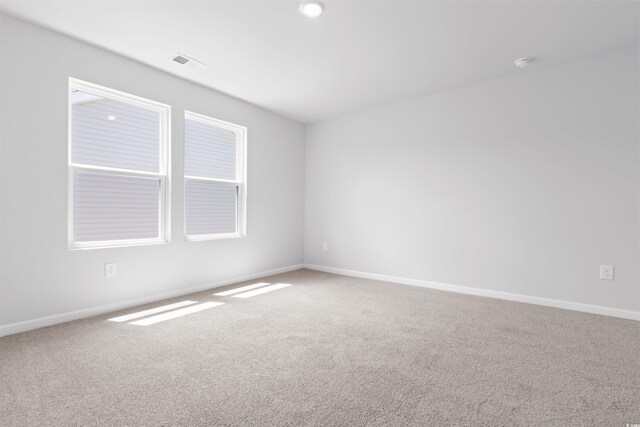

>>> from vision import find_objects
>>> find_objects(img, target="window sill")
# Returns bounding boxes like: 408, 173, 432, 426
184, 233, 245, 242
68, 239, 170, 251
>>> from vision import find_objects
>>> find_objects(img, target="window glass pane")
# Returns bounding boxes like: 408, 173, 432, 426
185, 119, 236, 180
71, 90, 160, 172
74, 171, 160, 242
185, 180, 237, 235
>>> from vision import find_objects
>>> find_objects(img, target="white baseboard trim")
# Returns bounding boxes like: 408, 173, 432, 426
304, 263, 640, 322
0, 264, 304, 337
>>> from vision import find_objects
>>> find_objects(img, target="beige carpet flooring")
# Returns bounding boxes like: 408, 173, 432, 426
0, 269, 638, 426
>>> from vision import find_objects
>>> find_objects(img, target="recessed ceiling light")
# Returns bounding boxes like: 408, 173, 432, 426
107, 115, 116, 121
514, 57, 534, 69
299, 0, 324, 18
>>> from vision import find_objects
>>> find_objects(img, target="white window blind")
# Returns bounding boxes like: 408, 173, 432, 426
185, 181, 237, 235
72, 98, 160, 172
184, 112, 246, 240
69, 79, 170, 249
185, 119, 236, 180
73, 172, 160, 242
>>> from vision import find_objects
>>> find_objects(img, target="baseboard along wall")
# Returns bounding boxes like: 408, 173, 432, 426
3, 262, 637, 338
304, 264, 640, 322
0, 264, 304, 337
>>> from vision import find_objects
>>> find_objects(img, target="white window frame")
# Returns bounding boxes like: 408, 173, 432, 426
68, 78, 171, 250
184, 111, 247, 241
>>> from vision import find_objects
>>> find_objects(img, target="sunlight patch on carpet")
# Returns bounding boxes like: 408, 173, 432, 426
214, 282, 272, 296
130, 302, 224, 326
108, 300, 199, 323
232, 283, 292, 299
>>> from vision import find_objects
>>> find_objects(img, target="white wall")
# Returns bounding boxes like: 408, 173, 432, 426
305, 47, 640, 314
0, 15, 305, 329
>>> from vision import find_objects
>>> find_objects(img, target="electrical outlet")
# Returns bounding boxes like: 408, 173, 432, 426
322, 242, 329, 252
599, 265, 614, 280
105, 262, 117, 278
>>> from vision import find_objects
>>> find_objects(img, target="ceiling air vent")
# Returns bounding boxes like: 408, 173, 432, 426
170, 53, 205, 70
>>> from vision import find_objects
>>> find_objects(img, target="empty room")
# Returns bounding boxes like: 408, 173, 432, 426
0, 0, 638, 425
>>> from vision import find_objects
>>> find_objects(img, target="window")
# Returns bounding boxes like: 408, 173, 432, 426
68, 78, 170, 249
184, 111, 246, 240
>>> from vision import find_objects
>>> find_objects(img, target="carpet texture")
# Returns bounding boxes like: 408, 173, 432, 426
0, 269, 638, 426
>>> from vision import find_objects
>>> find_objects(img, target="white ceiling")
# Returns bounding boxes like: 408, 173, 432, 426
1, 0, 638, 123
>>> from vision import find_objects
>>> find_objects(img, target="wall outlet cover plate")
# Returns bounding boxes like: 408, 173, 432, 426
599, 265, 614, 280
